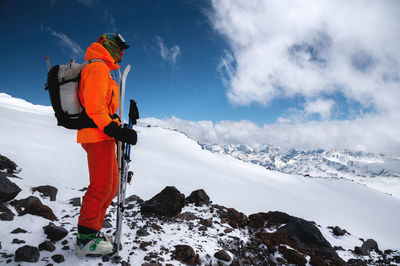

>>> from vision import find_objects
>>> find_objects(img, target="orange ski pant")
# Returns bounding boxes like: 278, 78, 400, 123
78, 140, 119, 231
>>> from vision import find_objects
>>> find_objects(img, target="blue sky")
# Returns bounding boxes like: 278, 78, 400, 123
1, 0, 399, 154
0, 0, 293, 124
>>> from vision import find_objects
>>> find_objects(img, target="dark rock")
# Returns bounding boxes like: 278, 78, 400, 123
69, 197, 81, 207
216, 206, 249, 228
279, 245, 307, 265
11, 228, 27, 234
39, 240, 56, 252
214, 250, 231, 262
15, 245, 40, 263
142, 263, 162, 266
79, 187, 88, 192
141, 186, 185, 217
185, 189, 210, 206
150, 223, 163, 231
31, 185, 58, 201
125, 194, 143, 204
62, 246, 69, 250
332, 226, 347, 236
0, 175, 21, 203
43, 222, 68, 241
248, 212, 269, 229
172, 245, 199, 264
61, 240, 68, 245
137, 228, 150, 237
175, 212, 198, 221
199, 218, 213, 227
230, 259, 241, 266
0, 154, 18, 173
277, 217, 333, 252
11, 196, 57, 221
347, 258, 368, 265
12, 238, 26, 244
0, 203, 15, 221
102, 255, 111, 262
103, 219, 112, 228
361, 239, 379, 254
51, 254, 65, 263
354, 246, 367, 256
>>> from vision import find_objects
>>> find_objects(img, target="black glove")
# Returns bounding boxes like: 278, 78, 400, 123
104, 121, 137, 145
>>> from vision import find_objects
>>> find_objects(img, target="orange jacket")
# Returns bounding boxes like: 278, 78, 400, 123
77, 42, 121, 143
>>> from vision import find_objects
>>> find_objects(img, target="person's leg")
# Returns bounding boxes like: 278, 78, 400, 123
99, 143, 119, 229
79, 140, 115, 231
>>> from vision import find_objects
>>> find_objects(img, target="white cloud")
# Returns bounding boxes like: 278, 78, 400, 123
140, 113, 400, 155
156, 36, 181, 65
210, 0, 400, 115
304, 98, 335, 120
47, 27, 83, 58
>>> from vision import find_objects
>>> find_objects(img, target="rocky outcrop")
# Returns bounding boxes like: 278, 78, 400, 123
141, 186, 185, 217
172, 245, 200, 265
0, 203, 15, 221
185, 189, 210, 206
0, 176, 21, 203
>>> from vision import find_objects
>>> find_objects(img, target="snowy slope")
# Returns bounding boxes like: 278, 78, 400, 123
0, 93, 400, 265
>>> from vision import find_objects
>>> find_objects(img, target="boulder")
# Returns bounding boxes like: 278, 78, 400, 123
216, 205, 249, 228
172, 245, 199, 264
38, 240, 56, 252
15, 245, 40, 263
43, 222, 68, 241
11, 228, 27, 234
0, 203, 15, 221
0, 154, 18, 173
141, 186, 185, 217
0, 176, 21, 203
185, 189, 210, 206
214, 250, 231, 262
355, 239, 379, 255
125, 194, 143, 204
31, 185, 58, 201
11, 196, 57, 221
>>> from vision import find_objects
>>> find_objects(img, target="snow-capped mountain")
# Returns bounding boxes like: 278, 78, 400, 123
202, 144, 400, 198
1, 93, 400, 265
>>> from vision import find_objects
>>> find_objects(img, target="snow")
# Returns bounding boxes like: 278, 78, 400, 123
0, 93, 400, 264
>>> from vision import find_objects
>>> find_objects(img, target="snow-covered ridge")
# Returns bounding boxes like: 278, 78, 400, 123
202, 144, 400, 179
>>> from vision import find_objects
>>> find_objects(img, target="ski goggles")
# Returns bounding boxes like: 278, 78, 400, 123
115, 33, 130, 50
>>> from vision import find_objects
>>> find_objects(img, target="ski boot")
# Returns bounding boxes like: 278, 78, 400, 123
76, 231, 114, 258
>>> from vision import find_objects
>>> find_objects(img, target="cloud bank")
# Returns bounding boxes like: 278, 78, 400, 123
210, 0, 400, 117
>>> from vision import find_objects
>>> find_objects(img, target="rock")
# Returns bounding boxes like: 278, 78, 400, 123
199, 218, 213, 227
278, 217, 333, 251
11, 196, 57, 221
214, 250, 231, 262
142, 263, 162, 266
248, 212, 269, 229
39, 240, 56, 252
185, 189, 210, 206
0, 203, 15, 221
217, 206, 249, 228
355, 239, 379, 255
69, 197, 81, 207
0, 175, 21, 203
12, 238, 25, 244
15, 245, 40, 263
279, 245, 307, 265
43, 222, 68, 241
103, 218, 112, 228
11, 228, 27, 234
31, 185, 58, 201
52, 254, 65, 263
172, 245, 199, 265
125, 194, 143, 204
137, 228, 150, 237
141, 186, 185, 217
0, 154, 18, 173
332, 226, 347, 236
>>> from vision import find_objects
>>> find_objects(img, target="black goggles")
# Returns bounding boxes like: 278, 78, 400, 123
115, 33, 130, 50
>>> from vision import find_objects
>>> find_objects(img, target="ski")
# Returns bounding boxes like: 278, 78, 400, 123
114, 64, 132, 257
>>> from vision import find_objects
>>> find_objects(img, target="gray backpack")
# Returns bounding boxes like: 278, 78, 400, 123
45, 59, 105, 129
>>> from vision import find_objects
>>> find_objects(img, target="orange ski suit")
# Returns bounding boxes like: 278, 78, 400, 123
77, 42, 121, 231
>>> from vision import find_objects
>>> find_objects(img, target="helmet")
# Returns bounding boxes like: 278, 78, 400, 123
97, 33, 129, 63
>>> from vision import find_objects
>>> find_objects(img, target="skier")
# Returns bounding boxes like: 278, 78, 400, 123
75, 33, 137, 258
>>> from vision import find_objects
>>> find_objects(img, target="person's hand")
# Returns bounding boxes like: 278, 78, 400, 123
104, 122, 137, 145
